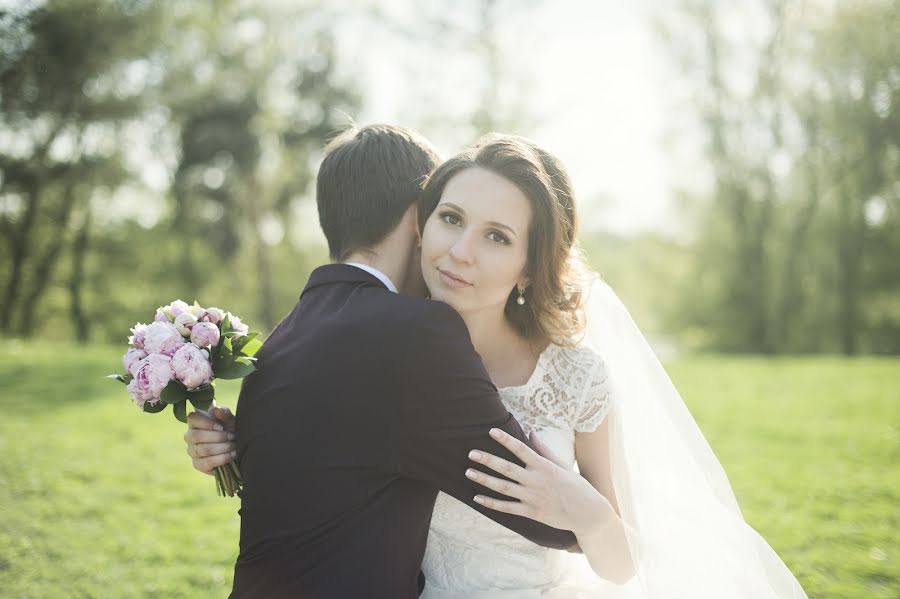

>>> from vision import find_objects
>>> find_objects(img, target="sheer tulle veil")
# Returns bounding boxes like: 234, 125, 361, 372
570, 276, 808, 598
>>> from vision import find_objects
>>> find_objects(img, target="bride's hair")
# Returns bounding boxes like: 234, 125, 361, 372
418, 133, 588, 346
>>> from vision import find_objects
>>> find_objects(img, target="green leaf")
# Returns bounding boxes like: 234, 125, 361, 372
211, 352, 227, 372
159, 379, 187, 405
231, 331, 257, 348
107, 374, 129, 385
189, 398, 214, 412
236, 336, 262, 358
173, 400, 187, 423
215, 359, 257, 380
142, 400, 167, 414
186, 385, 215, 411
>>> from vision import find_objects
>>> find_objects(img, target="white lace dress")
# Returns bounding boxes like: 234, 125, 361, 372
421, 342, 640, 598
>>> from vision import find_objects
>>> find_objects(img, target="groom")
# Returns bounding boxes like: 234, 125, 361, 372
196, 124, 576, 598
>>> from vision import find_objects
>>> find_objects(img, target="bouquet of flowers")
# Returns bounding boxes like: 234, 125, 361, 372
109, 299, 260, 496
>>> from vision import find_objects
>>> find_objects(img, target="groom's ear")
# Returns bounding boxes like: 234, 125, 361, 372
410, 204, 422, 247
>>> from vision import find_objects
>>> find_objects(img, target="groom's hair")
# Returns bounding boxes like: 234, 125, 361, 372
317, 124, 441, 261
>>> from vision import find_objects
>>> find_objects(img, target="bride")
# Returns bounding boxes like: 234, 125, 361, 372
185, 134, 808, 598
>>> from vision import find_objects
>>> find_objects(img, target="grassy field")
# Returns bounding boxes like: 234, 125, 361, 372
0, 341, 897, 598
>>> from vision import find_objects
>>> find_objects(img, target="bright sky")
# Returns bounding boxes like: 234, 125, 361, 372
333, 0, 701, 237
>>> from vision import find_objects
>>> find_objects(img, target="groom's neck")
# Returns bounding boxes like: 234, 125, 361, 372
343, 242, 411, 295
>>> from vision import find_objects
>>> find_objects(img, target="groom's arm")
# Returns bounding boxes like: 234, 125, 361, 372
395, 300, 576, 551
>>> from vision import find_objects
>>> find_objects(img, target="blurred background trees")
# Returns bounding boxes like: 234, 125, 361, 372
658, 0, 899, 354
1, 0, 897, 353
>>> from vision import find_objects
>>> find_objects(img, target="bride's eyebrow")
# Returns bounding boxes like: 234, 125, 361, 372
440, 202, 518, 237
439, 202, 465, 214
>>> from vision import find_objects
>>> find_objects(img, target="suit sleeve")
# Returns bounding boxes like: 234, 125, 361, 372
394, 300, 576, 551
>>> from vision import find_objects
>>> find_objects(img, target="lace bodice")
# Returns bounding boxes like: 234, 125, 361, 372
421, 342, 612, 596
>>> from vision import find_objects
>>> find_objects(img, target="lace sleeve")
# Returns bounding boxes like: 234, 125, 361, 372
573, 353, 612, 433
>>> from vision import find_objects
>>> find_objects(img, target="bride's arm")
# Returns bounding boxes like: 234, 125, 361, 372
572, 419, 635, 583
466, 425, 635, 584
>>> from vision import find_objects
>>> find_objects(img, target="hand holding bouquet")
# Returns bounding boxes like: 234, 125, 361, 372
109, 299, 260, 496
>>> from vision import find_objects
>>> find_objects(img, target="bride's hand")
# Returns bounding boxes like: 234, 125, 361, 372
467, 428, 615, 537
184, 405, 237, 475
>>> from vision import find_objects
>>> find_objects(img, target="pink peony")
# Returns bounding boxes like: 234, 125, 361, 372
229, 314, 250, 338
156, 299, 190, 322
200, 307, 225, 325
142, 321, 185, 356
174, 312, 198, 337
129, 323, 148, 349
190, 321, 220, 347
126, 374, 154, 407
154, 310, 170, 322
126, 353, 174, 407
171, 343, 213, 390
123, 348, 148, 377
166, 299, 191, 317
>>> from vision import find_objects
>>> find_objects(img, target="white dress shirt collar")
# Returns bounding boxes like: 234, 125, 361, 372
344, 262, 398, 293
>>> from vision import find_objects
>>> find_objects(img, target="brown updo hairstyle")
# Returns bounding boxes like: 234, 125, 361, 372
417, 133, 588, 346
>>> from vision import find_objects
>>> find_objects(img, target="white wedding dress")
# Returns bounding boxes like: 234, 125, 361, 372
421, 342, 641, 598
418, 278, 809, 599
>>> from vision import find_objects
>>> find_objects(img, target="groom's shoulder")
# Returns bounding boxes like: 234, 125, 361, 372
367, 293, 469, 340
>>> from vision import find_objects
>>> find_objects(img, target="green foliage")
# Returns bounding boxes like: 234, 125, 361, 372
159, 379, 187, 406
659, 0, 900, 354
0, 0, 354, 344
580, 230, 691, 341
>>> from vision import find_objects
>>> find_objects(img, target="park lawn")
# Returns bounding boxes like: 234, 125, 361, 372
0, 341, 897, 598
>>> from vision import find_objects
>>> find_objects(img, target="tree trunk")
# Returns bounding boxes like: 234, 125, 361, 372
18, 184, 79, 337
836, 178, 862, 355
70, 200, 91, 343
0, 179, 41, 333
776, 110, 823, 350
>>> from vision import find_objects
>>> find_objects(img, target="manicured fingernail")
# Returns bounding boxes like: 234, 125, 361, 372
474, 496, 485, 504
214, 424, 224, 431
227, 433, 235, 441
469, 450, 482, 461
489, 428, 501, 439
230, 451, 237, 458
465, 469, 477, 479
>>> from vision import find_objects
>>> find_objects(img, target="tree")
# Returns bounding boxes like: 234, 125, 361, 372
657, 0, 900, 354
0, 0, 164, 338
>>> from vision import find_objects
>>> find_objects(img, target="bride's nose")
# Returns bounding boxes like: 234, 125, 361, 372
448, 231, 476, 265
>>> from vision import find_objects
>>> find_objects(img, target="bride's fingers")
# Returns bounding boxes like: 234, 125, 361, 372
528, 430, 566, 468
488, 428, 541, 468
473, 494, 534, 519
465, 468, 532, 501
468, 449, 528, 482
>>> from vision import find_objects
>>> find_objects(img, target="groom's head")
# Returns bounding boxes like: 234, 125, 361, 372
317, 124, 441, 262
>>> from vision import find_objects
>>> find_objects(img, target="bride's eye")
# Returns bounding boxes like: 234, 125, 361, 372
439, 211, 462, 226
486, 231, 510, 245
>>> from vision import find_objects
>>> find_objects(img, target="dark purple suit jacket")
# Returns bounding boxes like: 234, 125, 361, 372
230, 264, 575, 598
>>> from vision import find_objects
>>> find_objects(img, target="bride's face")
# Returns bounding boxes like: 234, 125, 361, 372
420, 166, 532, 317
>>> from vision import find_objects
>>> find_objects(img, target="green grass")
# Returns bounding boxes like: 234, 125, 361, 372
0, 342, 897, 598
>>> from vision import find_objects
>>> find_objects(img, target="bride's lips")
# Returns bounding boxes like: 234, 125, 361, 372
437, 268, 473, 288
